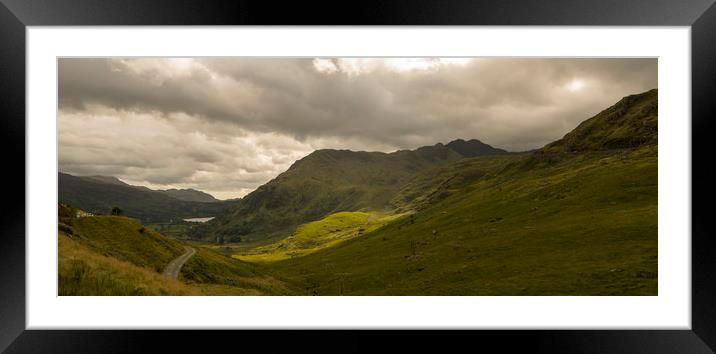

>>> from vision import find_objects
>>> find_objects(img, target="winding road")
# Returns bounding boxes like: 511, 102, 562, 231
162, 246, 196, 279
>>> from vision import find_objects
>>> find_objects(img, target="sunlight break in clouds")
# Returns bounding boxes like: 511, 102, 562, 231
566, 79, 586, 92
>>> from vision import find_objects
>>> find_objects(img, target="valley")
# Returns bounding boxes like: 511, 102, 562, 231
57, 89, 658, 296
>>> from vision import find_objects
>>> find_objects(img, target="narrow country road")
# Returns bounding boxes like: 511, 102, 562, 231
162, 246, 196, 279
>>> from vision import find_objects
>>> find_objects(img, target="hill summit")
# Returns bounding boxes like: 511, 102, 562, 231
541, 89, 657, 153
446, 138, 509, 157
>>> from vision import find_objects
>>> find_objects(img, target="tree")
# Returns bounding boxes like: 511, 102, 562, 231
111, 206, 123, 216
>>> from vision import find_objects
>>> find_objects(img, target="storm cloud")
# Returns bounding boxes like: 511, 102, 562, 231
58, 57, 657, 199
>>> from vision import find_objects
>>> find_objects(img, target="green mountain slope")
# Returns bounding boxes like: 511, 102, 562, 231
59, 172, 238, 223
244, 89, 658, 295
194, 141, 508, 242
390, 154, 522, 212
541, 89, 657, 153
263, 148, 657, 295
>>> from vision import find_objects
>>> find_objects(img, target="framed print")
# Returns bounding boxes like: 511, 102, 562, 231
2, 0, 716, 352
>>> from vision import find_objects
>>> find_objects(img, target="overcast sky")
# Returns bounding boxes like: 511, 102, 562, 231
58, 57, 657, 199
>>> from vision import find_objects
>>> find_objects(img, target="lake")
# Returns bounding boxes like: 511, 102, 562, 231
183, 217, 215, 223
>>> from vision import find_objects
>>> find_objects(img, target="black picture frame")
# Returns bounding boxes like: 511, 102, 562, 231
2, 0, 715, 352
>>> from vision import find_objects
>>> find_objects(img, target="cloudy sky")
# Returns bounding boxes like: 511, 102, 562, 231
58, 57, 657, 199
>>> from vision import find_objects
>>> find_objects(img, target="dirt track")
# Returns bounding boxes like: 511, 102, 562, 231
162, 246, 196, 279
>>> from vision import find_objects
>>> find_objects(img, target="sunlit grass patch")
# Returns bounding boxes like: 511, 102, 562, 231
234, 211, 408, 262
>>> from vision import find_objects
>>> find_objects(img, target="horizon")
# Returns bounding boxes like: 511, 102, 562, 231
58, 58, 657, 199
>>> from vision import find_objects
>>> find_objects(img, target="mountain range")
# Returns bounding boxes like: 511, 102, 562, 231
58, 173, 237, 223
61, 89, 658, 244
195, 89, 657, 244
79, 175, 219, 202
256, 88, 658, 295
191, 138, 510, 241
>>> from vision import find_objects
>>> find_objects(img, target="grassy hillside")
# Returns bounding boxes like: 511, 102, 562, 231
260, 146, 657, 295
238, 89, 659, 295
66, 216, 185, 272
234, 211, 406, 262
58, 213, 292, 295
179, 247, 294, 295
541, 89, 657, 153
391, 154, 522, 212
59, 172, 238, 223
195, 140, 507, 242
59, 231, 201, 295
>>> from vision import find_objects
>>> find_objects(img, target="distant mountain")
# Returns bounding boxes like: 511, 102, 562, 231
446, 139, 509, 157
59, 172, 238, 223
81, 175, 131, 187
157, 188, 219, 203
193, 138, 510, 242
77, 175, 219, 202
540, 89, 657, 153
